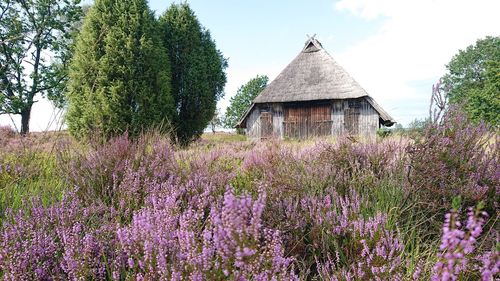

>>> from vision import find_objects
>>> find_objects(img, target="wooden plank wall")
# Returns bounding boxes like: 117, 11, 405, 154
332, 98, 379, 138
332, 100, 344, 135
245, 104, 284, 139
260, 112, 273, 138
272, 104, 284, 138
245, 106, 261, 138
245, 98, 380, 139
283, 104, 332, 138
356, 98, 379, 137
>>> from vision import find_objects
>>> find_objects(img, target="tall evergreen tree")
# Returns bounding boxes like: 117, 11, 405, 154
159, 3, 227, 145
66, 0, 173, 139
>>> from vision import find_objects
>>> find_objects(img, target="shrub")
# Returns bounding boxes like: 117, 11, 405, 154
0, 194, 119, 280
407, 106, 499, 212
58, 133, 178, 216
432, 204, 499, 280
376, 127, 392, 138
407, 118, 430, 139
0, 125, 15, 139
116, 188, 296, 280
0, 129, 497, 280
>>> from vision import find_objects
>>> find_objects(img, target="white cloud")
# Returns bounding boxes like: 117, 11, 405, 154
334, 0, 500, 125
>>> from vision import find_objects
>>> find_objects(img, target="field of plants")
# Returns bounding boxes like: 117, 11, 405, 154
0, 107, 498, 280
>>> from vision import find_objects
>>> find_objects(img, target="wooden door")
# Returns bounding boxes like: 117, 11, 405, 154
284, 105, 332, 138
285, 107, 309, 138
310, 105, 332, 136
260, 112, 273, 138
344, 108, 360, 135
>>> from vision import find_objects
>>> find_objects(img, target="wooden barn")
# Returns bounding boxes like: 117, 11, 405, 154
236, 37, 395, 139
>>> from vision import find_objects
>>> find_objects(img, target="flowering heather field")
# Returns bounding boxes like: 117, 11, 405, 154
0, 109, 498, 280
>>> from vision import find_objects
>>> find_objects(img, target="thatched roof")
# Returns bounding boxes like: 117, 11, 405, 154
254, 38, 369, 103
237, 37, 395, 127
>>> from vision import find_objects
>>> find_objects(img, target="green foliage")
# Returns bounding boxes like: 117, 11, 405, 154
209, 108, 222, 133
47, 4, 93, 109
0, 0, 83, 134
159, 3, 227, 145
406, 117, 430, 139
443, 36, 500, 126
66, 0, 174, 140
451, 196, 462, 211
223, 75, 268, 129
465, 60, 500, 125
391, 123, 405, 135
200, 132, 247, 144
0, 144, 65, 225
376, 127, 391, 138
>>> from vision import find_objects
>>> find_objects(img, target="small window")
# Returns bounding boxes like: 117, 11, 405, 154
348, 100, 361, 108
259, 105, 271, 113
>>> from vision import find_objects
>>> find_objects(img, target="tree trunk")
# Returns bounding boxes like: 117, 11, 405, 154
20, 107, 31, 135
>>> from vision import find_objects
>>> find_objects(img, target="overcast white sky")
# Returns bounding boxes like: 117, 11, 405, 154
1, 0, 499, 131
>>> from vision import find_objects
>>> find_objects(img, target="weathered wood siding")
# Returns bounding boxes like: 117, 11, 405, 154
246, 98, 380, 139
245, 104, 284, 139
332, 100, 344, 135
245, 106, 261, 138
331, 98, 379, 138
283, 104, 332, 138
357, 98, 379, 138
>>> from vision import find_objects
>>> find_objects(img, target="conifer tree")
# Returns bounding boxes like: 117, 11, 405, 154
66, 0, 173, 139
159, 3, 227, 145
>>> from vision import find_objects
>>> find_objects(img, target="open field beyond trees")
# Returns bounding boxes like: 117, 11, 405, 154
0, 108, 499, 280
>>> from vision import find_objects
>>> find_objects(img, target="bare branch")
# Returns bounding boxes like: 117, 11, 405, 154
18, 0, 38, 30
0, 1, 12, 22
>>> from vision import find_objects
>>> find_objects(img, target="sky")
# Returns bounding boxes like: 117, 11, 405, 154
2, 0, 499, 131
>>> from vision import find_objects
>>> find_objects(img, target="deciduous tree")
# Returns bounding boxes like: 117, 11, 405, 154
442, 36, 500, 125
223, 75, 268, 129
209, 108, 222, 134
0, 0, 83, 134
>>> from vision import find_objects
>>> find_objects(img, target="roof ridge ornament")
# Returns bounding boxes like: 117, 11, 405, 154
303, 34, 322, 53
306, 33, 317, 40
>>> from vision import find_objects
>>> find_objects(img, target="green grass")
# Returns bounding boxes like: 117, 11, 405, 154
0, 132, 451, 278
0, 149, 66, 225
201, 132, 247, 142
